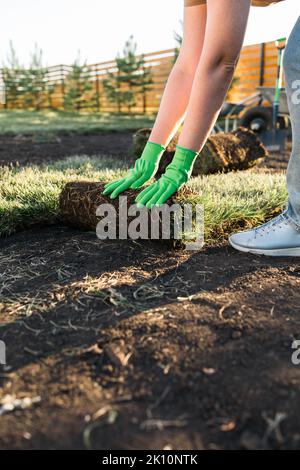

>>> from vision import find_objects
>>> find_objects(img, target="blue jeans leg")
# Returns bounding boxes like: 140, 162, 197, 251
284, 16, 300, 228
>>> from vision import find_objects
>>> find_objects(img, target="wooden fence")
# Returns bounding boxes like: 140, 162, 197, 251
232, 41, 280, 102
0, 41, 280, 113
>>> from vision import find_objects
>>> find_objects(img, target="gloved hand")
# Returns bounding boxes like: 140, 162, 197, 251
102, 141, 165, 199
135, 145, 199, 209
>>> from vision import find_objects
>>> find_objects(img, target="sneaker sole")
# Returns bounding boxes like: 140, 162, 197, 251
229, 238, 300, 257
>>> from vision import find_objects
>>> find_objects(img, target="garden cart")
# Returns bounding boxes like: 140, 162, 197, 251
215, 38, 289, 152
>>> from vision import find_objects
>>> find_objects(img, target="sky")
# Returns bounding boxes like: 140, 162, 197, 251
0, 0, 298, 67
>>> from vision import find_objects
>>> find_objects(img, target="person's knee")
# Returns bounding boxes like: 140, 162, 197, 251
222, 57, 238, 76
206, 51, 239, 77
176, 50, 201, 77
177, 60, 199, 78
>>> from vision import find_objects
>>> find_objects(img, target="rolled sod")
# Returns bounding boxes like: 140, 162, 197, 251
59, 182, 197, 247
132, 127, 268, 177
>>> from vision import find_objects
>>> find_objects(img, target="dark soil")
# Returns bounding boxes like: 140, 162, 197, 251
0, 226, 300, 450
0, 132, 134, 167
0, 132, 291, 171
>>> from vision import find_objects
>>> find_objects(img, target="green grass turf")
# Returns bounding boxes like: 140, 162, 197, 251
0, 155, 287, 241
0, 110, 155, 136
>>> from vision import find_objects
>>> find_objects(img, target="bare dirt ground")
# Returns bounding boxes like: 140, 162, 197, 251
0, 132, 133, 167
0, 133, 299, 450
1, 227, 300, 450
0, 132, 291, 170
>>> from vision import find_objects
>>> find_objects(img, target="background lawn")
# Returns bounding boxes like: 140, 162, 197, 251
0, 110, 156, 136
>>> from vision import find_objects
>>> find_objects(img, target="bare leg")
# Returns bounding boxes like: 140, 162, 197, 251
178, 0, 251, 151
149, 5, 207, 146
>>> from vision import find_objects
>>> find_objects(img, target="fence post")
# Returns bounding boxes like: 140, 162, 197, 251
95, 66, 100, 112
60, 65, 65, 109
0, 69, 6, 109
259, 43, 265, 87
142, 64, 147, 114
117, 68, 121, 113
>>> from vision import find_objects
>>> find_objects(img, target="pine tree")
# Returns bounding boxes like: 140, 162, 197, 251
2, 41, 23, 108
63, 53, 94, 111
2, 42, 54, 110
103, 36, 153, 114
21, 44, 50, 110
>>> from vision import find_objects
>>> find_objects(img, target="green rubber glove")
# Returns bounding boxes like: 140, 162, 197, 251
135, 145, 199, 209
102, 141, 165, 199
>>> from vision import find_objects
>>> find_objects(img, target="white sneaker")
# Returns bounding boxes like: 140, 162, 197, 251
229, 213, 300, 256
